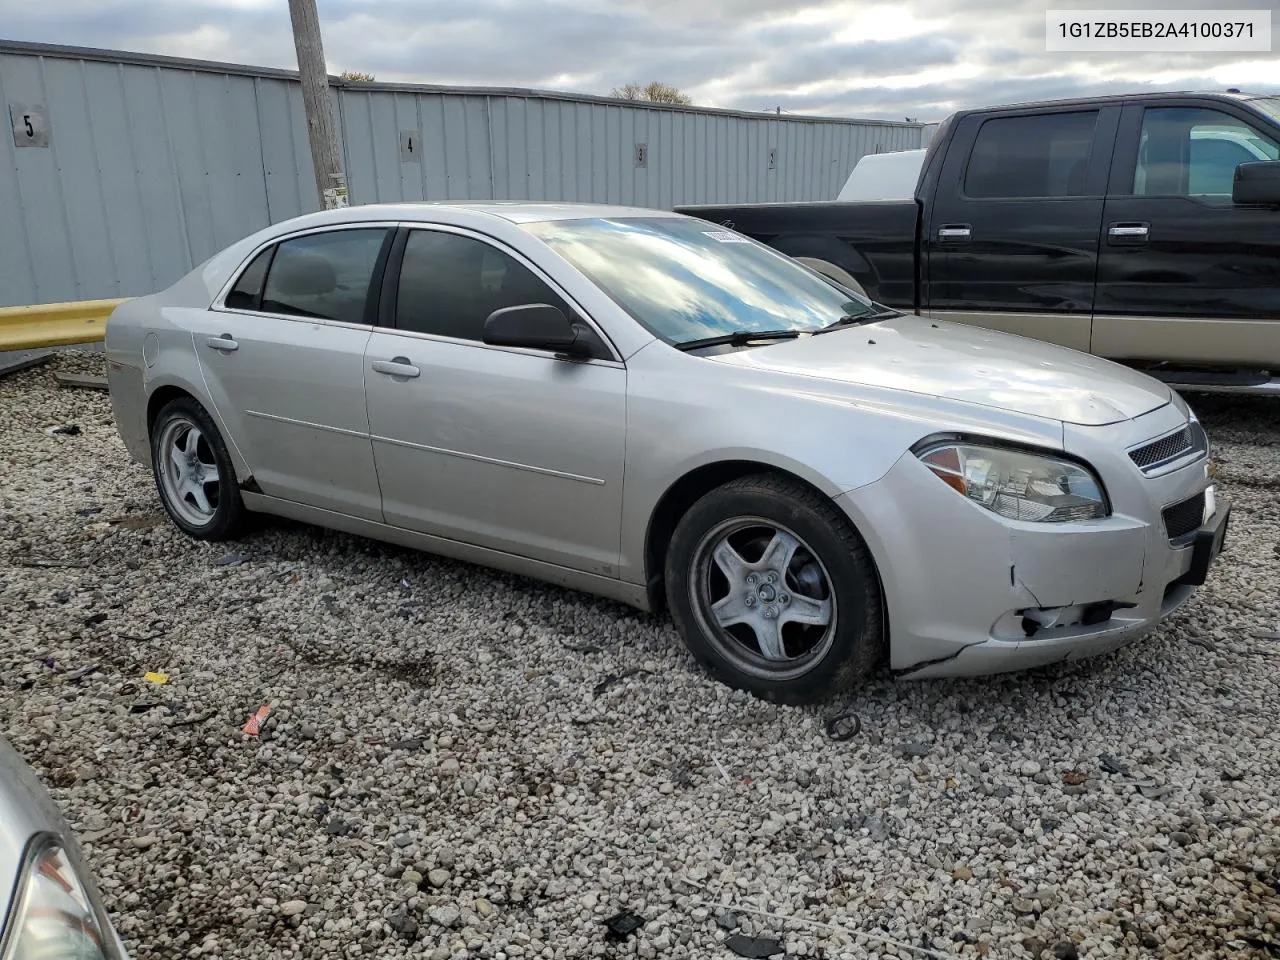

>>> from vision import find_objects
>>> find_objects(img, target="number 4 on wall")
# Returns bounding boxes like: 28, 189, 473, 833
400, 129, 421, 164
9, 103, 49, 148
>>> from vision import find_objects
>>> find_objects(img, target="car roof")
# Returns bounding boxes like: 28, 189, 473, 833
277, 201, 683, 230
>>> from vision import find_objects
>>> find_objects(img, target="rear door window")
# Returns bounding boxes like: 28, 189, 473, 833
964, 111, 1100, 198
260, 228, 390, 324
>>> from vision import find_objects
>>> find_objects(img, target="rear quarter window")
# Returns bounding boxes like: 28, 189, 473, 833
225, 246, 274, 311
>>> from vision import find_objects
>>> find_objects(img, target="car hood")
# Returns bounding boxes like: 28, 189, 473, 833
709, 314, 1172, 426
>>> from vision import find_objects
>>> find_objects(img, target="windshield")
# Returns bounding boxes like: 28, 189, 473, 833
1249, 97, 1280, 127
521, 216, 876, 344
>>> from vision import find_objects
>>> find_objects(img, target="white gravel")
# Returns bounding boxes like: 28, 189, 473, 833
2, 351, 1278, 960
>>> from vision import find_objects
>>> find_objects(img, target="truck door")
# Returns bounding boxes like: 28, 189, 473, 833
1093, 98, 1280, 370
923, 105, 1120, 352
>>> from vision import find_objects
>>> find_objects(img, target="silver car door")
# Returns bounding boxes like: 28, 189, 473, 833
364, 226, 626, 576
196, 226, 392, 520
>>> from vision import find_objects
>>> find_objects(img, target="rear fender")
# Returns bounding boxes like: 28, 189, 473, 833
143, 358, 254, 485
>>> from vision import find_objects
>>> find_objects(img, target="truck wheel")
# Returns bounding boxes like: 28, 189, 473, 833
795, 257, 868, 297
664, 473, 884, 705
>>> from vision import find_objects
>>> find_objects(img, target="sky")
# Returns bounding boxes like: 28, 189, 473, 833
1, 0, 1278, 121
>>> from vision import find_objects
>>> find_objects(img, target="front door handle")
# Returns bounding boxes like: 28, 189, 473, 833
1107, 222, 1150, 244
371, 357, 421, 379
205, 335, 239, 352
937, 224, 972, 241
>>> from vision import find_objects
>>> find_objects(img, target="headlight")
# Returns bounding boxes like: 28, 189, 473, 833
917, 443, 1108, 522
3, 842, 110, 960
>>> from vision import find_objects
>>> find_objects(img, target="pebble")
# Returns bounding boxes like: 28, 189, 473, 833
428, 904, 460, 928
389, 913, 418, 940
428, 869, 450, 888
716, 910, 741, 931
2, 356, 1276, 960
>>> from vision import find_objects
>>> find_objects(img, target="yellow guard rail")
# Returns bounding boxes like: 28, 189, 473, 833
0, 299, 128, 351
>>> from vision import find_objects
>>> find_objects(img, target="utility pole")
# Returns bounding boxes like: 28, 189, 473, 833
288, 0, 348, 209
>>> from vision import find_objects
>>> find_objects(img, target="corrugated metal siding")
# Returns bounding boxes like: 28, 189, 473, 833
0, 41, 926, 307
341, 91, 922, 209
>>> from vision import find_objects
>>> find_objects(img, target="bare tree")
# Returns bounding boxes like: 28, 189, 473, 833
610, 81, 693, 105
340, 70, 376, 82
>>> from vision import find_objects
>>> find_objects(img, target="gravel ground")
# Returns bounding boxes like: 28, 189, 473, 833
2, 351, 1278, 960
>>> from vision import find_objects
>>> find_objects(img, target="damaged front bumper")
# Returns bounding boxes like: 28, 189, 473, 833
836, 409, 1225, 679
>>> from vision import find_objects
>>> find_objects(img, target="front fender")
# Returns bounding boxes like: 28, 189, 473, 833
616, 340, 1067, 586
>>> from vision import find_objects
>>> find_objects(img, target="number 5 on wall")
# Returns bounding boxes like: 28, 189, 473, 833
9, 103, 49, 147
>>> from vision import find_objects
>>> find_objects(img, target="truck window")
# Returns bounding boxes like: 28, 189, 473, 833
964, 111, 1099, 199
1133, 107, 1279, 199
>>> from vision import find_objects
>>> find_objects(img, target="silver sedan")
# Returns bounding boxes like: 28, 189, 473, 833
1, 737, 132, 959
105, 203, 1229, 703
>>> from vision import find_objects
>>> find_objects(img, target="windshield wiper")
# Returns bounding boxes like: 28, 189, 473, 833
814, 308, 902, 334
672, 329, 802, 352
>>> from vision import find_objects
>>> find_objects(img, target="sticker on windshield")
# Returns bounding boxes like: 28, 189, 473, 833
702, 230, 750, 243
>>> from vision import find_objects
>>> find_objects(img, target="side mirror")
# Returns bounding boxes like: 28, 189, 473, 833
482, 303, 589, 355
1232, 160, 1280, 206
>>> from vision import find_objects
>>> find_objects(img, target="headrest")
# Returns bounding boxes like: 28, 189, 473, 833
271, 250, 337, 296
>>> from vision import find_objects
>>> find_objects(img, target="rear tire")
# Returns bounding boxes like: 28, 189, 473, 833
150, 397, 248, 541
664, 473, 883, 704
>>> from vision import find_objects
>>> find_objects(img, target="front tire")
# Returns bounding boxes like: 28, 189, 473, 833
664, 473, 883, 704
150, 397, 248, 541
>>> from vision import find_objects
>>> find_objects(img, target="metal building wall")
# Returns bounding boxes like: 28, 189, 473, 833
338, 89, 922, 209
0, 45, 318, 307
0, 41, 925, 307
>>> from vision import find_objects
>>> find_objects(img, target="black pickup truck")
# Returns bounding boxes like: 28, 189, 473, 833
677, 91, 1280, 392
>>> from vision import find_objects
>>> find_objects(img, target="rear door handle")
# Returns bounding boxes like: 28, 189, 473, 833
937, 224, 972, 241
205, 335, 239, 352
371, 357, 421, 379
1107, 222, 1150, 244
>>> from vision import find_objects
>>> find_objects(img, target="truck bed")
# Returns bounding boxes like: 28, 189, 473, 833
674, 199, 921, 309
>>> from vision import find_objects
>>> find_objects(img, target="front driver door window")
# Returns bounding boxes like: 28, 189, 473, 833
364, 228, 626, 574
1134, 108, 1279, 201
1093, 104, 1280, 366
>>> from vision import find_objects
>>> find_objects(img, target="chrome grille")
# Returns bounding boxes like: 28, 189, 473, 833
1129, 422, 1207, 473
1162, 492, 1205, 542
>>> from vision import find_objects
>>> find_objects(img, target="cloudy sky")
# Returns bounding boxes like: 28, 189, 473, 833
2, 0, 1277, 120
